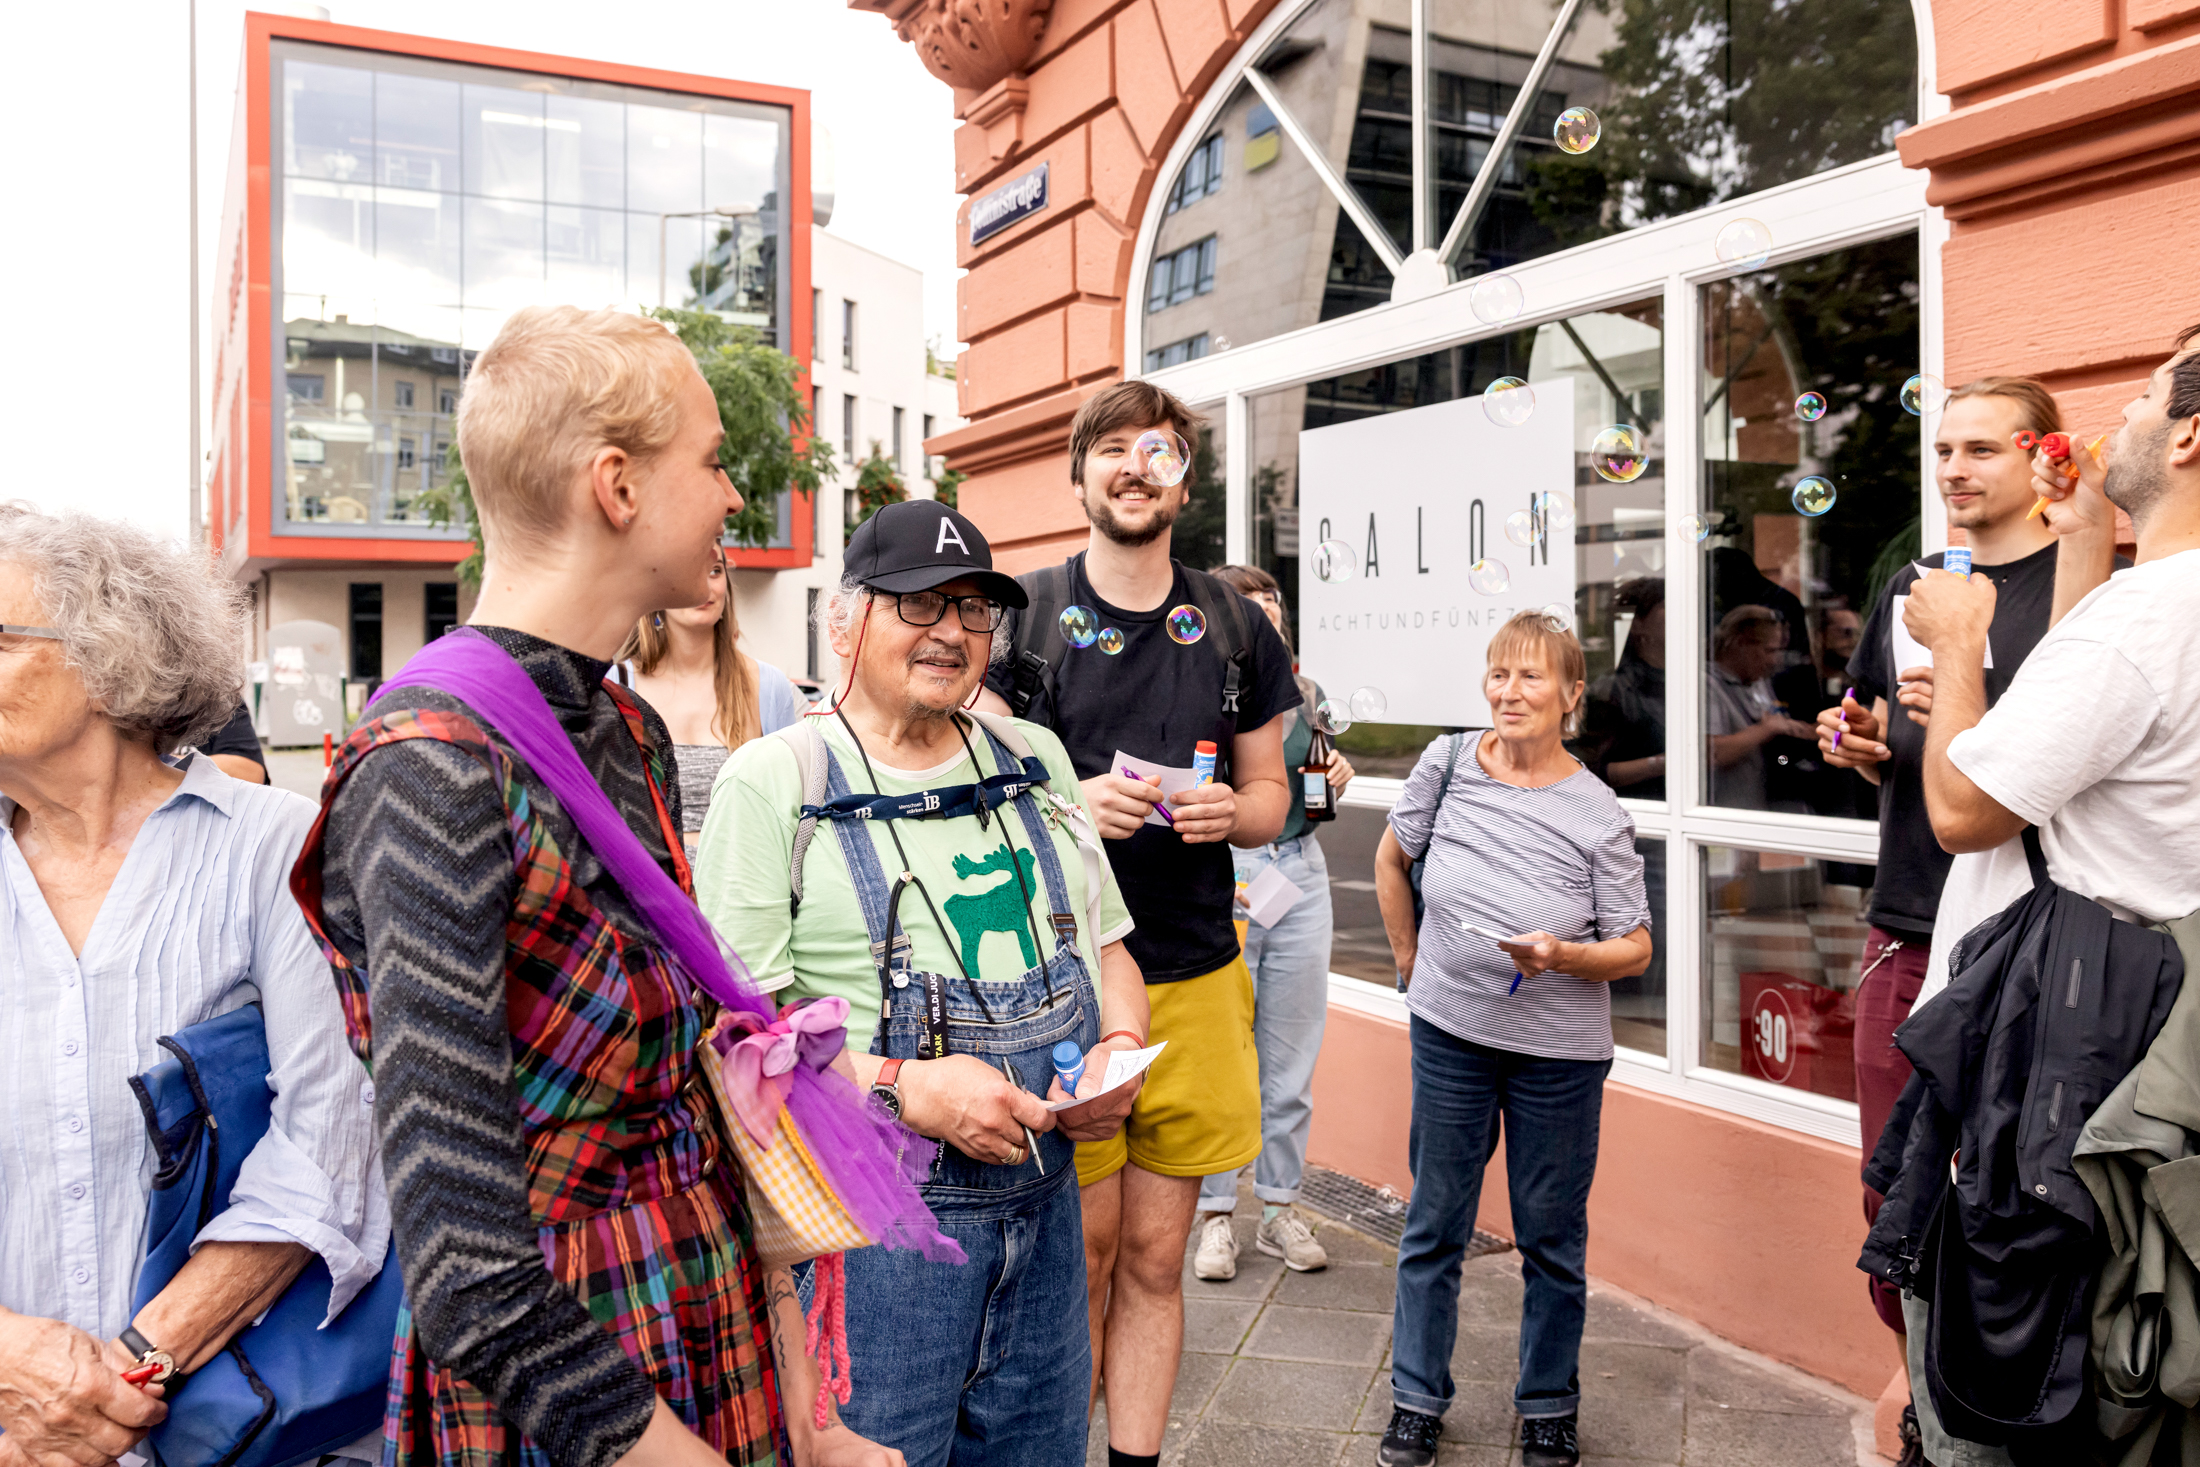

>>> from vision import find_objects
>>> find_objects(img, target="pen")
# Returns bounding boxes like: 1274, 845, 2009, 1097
1508, 971, 1524, 996
1120, 766, 1174, 826
1831, 686, 1853, 750
998, 1057, 1045, 1173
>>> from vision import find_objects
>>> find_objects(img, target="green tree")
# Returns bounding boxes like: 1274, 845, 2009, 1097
932, 466, 967, 511
848, 444, 909, 538
421, 308, 834, 586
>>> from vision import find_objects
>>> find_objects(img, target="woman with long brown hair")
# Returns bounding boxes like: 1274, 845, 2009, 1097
616, 550, 804, 854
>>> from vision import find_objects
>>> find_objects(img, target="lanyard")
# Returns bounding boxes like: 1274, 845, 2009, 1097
800, 760, 1049, 826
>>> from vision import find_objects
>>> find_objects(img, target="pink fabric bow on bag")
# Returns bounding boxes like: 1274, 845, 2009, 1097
716, 996, 852, 1146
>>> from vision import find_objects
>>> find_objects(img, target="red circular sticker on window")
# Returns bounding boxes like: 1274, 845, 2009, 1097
1749, 986, 1797, 1086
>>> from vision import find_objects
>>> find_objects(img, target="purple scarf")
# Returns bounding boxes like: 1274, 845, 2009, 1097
382, 628, 959, 1262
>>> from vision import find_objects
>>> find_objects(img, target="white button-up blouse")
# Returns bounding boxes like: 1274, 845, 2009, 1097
0, 754, 388, 1338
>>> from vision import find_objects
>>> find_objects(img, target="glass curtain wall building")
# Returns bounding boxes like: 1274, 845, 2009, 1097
273, 42, 791, 533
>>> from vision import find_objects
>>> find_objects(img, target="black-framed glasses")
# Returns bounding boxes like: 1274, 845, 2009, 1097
883, 590, 1006, 633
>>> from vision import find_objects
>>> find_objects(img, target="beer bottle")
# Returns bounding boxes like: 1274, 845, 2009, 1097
1300, 723, 1336, 823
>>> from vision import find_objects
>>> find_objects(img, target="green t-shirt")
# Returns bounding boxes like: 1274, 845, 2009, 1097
693, 716, 1135, 1053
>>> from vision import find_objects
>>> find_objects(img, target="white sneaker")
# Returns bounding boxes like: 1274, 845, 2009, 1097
1193, 1213, 1239, 1280
1255, 1206, 1329, 1272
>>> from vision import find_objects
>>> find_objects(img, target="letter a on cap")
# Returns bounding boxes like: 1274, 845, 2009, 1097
936, 517, 969, 555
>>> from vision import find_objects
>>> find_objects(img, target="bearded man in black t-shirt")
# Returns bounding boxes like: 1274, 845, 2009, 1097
1814, 376, 2113, 1404
979, 381, 1296, 1467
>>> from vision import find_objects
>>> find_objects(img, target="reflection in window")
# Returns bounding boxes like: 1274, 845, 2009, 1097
1701, 844, 1874, 1100
1144, 333, 1210, 373
1174, 416, 1228, 572
1147, 237, 1218, 313
1697, 234, 1918, 816
1168, 135, 1224, 212
1612, 834, 1666, 1055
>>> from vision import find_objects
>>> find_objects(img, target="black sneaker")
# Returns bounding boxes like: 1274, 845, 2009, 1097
1896, 1403, 1925, 1467
1520, 1412, 1580, 1467
1376, 1406, 1444, 1466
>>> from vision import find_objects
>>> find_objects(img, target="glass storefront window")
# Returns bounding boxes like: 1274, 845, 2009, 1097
1700, 843, 1875, 1101
273, 43, 791, 533
1696, 233, 1919, 817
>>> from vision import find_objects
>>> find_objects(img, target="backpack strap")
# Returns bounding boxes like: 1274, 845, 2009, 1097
1405, 731, 1470, 862
772, 721, 833, 918
1007, 561, 1078, 719
1175, 567, 1254, 720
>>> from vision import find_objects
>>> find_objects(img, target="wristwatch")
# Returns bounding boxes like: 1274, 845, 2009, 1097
119, 1325, 179, 1386
869, 1057, 905, 1121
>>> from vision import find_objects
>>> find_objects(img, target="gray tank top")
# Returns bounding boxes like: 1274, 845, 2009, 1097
672, 743, 733, 836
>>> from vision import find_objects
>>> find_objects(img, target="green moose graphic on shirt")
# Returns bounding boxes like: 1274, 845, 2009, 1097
947, 845, 1041, 971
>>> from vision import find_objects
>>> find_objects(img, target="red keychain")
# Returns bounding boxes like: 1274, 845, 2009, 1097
121, 1363, 163, 1386
2016, 431, 2105, 518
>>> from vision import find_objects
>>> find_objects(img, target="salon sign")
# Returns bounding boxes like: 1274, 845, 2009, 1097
1298, 384, 1577, 727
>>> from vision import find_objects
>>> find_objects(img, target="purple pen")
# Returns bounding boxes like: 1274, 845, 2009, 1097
1830, 685, 1855, 750
1121, 766, 1175, 826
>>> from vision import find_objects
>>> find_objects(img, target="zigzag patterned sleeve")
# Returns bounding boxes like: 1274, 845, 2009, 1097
326, 738, 659, 1467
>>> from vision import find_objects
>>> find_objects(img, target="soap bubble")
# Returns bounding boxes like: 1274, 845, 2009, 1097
1901, 374, 1946, 417
1314, 699, 1353, 736
1791, 476, 1837, 517
1553, 106, 1601, 154
1348, 686, 1388, 722
1059, 605, 1098, 649
1129, 428, 1190, 487
1468, 558, 1511, 595
1794, 391, 1827, 422
1714, 217, 1773, 269
1482, 376, 1536, 427
1677, 513, 1711, 543
1504, 509, 1539, 548
1165, 604, 1206, 645
1533, 490, 1576, 536
1539, 603, 1574, 630
1590, 424, 1648, 483
1469, 273, 1525, 325
1311, 538, 1357, 583
1097, 627, 1125, 655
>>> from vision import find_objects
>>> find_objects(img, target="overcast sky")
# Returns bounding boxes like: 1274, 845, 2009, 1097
0, 0, 960, 537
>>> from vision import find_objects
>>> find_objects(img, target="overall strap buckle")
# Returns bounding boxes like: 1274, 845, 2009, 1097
1050, 912, 1080, 947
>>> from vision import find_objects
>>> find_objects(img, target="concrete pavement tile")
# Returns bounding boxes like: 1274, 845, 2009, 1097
1448, 1324, 1523, 1384
1172, 1347, 1231, 1417
1313, 1224, 1405, 1266
1171, 1421, 1350, 1466
1574, 1394, 1683, 1461
1243, 1303, 1391, 1367
1455, 1260, 1526, 1323
1353, 1377, 1520, 1445
1684, 1348, 1853, 1416
1433, 1445, 1515, 1465
1183, 1297, 1264, 1354
1681, 1405, 1858, 1466
1576, 1340, 1687, 1399
1276, 1261, 1400, 1313
1181, 1248, 1287, 1301
1579, 1292, 1695, 1348
1209, 1358, 1381, 1430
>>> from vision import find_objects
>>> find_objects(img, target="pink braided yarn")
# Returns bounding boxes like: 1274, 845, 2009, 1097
803, 1251, 853, 1431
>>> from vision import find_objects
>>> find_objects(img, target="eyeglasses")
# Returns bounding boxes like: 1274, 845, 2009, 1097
882, 590, 1006, 634
0, 624, 60, 639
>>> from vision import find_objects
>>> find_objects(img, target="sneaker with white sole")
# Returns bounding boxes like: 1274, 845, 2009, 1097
1255, 1206, 1329, 1271
1193, 1213, 1239, 1281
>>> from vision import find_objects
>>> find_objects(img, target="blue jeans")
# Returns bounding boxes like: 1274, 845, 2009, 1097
1391, 1016, 1609, 1420
827, 1174, 1091, 1467
1200, 835, 1333, 1212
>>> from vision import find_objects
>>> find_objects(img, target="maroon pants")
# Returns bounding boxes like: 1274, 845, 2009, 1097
1855, 926, 1930, 1335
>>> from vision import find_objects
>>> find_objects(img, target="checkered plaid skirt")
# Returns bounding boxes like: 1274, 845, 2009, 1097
378, 1166, 785, 1467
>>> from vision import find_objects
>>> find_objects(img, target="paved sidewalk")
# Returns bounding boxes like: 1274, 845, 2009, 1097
1089, 1200, 1874, 1466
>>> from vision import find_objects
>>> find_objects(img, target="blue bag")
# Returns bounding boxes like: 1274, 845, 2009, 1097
129, 1003, 403, 1467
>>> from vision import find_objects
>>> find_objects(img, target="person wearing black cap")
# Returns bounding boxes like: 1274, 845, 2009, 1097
695, 498, 1152, 1466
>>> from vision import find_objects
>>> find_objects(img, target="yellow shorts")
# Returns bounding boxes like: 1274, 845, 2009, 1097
1075, 954, 1262, 1188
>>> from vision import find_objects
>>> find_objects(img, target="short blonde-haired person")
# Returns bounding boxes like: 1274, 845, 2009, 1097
0, 503, 385, 1466
290, 306, 900, 1467
1371, 610, 1653, 1467
613, 548, 805, 856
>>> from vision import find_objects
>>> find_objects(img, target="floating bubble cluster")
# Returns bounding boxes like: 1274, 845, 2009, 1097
1165, 604, 1206, 645
1314, 699, 1353, 736
1504, 509, 1539, 549
1348, 686, 1389, 722
1714, 217, 1773, 269
1311, 538, 1357, 583
1590, 425, 1648, 483
1534, 490, 1576, 536
1096, 627, 1125, 655
1791, 476, 1837, 517
1059, 605, 1098, 649
1794, 392, 1827, 422
1469, 273, 1525, 325
1483, 376, 1536, 427
1553, 106, 1601, 154
1901, 374, 1946, 417
1468, 558, 1511, 595
1130, 429, 1189, 487
1678, 513, 1711, 544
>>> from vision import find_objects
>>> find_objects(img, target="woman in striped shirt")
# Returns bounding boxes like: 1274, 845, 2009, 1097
1370, 610, 1653, 1467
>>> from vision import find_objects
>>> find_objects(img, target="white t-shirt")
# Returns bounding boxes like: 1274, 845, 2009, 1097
1912, 840, 2034, 1015
1948, 548, 2200, 926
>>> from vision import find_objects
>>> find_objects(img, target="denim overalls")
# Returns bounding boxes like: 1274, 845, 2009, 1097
819, 724, 1099, 1467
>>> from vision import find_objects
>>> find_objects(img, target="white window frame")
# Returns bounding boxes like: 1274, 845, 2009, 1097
1134, 0, 1948, 1144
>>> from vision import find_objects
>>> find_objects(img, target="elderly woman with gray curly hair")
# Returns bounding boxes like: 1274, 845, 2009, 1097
0, 502, 386, 1467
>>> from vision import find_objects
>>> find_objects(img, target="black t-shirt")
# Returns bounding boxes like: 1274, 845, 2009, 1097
196, 703, 267, 777
1849, 542, 2062, 939
986, 554, 1300, 982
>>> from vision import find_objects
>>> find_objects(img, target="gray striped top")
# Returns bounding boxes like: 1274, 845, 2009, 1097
1390, 734, 1650, 1061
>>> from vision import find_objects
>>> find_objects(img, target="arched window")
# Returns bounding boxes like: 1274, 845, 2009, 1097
1138, 0, 1934, 1142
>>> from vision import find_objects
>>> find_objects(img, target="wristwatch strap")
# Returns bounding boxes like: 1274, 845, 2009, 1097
119, 1325, 180, 1385
877, 1057, 904, 1088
